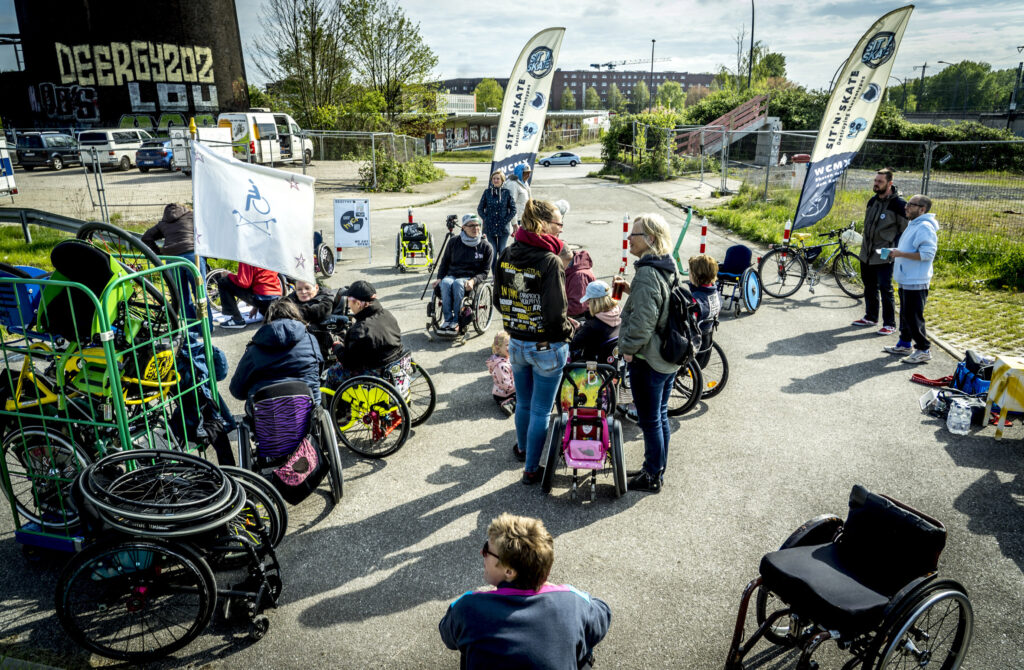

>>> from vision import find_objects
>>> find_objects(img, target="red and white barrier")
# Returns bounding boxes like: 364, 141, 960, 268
699, 218, 708, 254
619, 214, 630, 275
408, 207, 414, 224
782, 218, 793, 245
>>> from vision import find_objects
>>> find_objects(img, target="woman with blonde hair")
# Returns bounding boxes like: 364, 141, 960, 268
494, 198, 573, 484
477, 170, 516, 273
613, 212, 680, 493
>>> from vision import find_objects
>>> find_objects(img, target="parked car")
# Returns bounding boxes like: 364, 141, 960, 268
136, 139, 174, 172
16, 132, 80, 171
539, 151, 581, 167
77, 128, 154, 171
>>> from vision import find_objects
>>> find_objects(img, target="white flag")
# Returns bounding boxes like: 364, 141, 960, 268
193, 141, 316, 283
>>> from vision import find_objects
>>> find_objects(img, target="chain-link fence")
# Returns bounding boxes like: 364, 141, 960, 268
723, 129, 1024, 256
539, 126, 602, 151
0, 128, 424, 227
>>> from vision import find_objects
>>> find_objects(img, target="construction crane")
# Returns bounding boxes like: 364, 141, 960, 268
589, 57, 670, 71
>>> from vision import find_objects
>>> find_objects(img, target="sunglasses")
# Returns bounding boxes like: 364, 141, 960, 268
464, 223, 480, 228
481, 540, 501, 561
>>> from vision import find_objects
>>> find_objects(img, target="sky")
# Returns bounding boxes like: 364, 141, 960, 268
3, 0, 1024, 92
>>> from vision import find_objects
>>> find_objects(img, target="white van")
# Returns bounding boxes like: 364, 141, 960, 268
169, 126, 234, 175
217, 110, 313, 166
77, 128, 154, 171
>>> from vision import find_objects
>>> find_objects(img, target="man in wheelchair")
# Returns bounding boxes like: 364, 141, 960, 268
325, 280, 403, 387
433, 214, 493, 336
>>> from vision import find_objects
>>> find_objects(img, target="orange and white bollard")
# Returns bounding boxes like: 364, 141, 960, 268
782, 218, 793, 246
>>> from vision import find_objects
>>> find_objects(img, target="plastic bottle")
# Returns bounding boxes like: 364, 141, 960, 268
946, 398, 972, 436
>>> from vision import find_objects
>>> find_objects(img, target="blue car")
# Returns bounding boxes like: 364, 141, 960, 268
539, 152, 581, 167
135, 139, 174, 172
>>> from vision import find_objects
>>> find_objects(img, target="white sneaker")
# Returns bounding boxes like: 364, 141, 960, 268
883, 345, 913, 355
901, 349, 932, 364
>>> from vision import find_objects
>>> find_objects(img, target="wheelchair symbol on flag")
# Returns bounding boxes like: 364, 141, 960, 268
232, 179, 276, 236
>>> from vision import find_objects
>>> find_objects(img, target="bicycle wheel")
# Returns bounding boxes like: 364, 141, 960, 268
315, 406, 343, 504
833, 250, 865, 299
204, 268, 228, 312
332, 376, 410, 458
700, 342, 729, 400
666, 360, 703, 417
758, 247, 807, 298
56, 538, 216, 662
406, 361, 436, 427
1, 427, 90, 529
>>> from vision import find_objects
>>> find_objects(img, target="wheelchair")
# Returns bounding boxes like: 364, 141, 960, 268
542, 362, 627, 501
725, 485, 973, 670
717, 245, 762, 316
425, 280, 494, 340
313, 230, 335, 278
236, 381, 344, 506
395, 221, 434, 272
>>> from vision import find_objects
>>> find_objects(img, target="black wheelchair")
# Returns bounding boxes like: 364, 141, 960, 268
725, 485, 973, 670
425, 281, 494, 341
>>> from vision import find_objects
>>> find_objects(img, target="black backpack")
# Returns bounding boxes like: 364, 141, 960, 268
658, 270, 701, 366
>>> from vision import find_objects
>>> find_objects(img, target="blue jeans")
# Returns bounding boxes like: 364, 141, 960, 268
440, 276, 469, 324
176, 252, 207, 323
628, 358, 676, 478
509, 339, 568, 472
486, 232, 508, 276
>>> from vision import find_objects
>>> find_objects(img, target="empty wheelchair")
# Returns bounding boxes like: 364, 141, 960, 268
717, 245, 762, 316
426, 281, 494, 340
236, 381, 344, 506
395, 221, 434, 272
725, 485, 973, 670
313, 230, 335, 278
541, 362, 627, 501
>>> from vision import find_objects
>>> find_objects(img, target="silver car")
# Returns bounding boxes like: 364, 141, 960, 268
539, 152, 581, 167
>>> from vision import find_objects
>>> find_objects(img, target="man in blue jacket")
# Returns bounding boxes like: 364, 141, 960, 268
439, 513, 611, 669
883, 195, 939, 364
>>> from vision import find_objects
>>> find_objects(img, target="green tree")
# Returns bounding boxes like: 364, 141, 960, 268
585, 86, 602, 109
474, 78, 503, 112
342, 0, 438, 121
630, 80, 650, 113
606, 83, 625, 112
561, 87, 576, 110
755, 52, 786, 80
656, 80, 686, 110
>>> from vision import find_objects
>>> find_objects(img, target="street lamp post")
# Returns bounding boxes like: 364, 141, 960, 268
937, 60, 968, 113
889, 75, 909, 112
648, 39, 656, 113
747, 0, 755, 90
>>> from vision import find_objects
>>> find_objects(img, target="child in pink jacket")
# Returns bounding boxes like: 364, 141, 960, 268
487, 332, 516, 417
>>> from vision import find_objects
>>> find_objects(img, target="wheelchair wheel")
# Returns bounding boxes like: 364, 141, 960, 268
609, 418, 626, 498
426, 289, 443, 333
56, 537, 217, 662
394, 233, 402, 270
873, 584, 973, 670
208, 474, 284, 570
755, 584, 798, 647
1, 427, 91, 529
472, 283, 494, 334
700, 342, 729, 399
833, 250, 865, 299
540, 415, 566, 494
77, 222, 182, 313
406, 361, 436, 427
740, 267, 762, 313
758, 247, 807, 299
316, 405, 344, 504
205, 268, 229, 313
219, 466, 288, 548
666, 359, 703, 416
236, 422, 253, 470
315, 242, 335, 278
332, 376, 410, 458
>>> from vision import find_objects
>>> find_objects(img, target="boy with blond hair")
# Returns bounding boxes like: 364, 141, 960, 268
440, 513, 611, 669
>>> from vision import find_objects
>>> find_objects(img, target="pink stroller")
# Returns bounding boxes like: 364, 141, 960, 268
541, 362, 627, 500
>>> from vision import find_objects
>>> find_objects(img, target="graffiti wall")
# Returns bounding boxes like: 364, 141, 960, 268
3, 0, 248, 130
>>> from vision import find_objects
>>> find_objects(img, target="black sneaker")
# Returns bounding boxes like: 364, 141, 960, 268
512, 444, 526, 462
522, 469, 542, 485
628, 470, 661, 493
220, 317, 247, 329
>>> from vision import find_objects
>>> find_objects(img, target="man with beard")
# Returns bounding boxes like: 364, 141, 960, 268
852, 168, 907, 336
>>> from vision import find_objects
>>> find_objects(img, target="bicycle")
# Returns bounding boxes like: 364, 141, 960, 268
757, 222, 865, 299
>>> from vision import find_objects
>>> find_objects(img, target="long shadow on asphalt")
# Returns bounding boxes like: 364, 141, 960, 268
748, 325, 882, 359
780, 356, 912, 395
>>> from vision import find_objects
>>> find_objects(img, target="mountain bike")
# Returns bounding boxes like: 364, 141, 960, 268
757, 222, 865, 299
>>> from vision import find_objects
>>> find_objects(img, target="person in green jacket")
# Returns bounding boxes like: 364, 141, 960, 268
613, 213, 680, 494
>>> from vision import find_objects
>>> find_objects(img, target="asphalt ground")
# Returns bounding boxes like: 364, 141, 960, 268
0, 168, 1022, 669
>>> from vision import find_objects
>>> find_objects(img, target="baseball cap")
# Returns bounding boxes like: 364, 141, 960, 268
342, 280, 376, 301
462, 213, 481, 227
582, 280, 611, 302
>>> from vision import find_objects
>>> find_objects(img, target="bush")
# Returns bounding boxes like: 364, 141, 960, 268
358, 151, 446, 192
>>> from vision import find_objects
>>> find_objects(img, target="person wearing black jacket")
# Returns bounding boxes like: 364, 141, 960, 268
435, 214, 493, 335
333, 280, 403, 375
230, 300, 323, 404
494, 199, 573, 485
283, 279, 336, 358
477, 171, 516, 273
854, 168, 908, 335
142, 202, 205, 320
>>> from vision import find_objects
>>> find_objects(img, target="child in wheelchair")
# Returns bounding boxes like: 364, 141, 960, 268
687, 254, 722, 364
282, 279, 338, 359
487, 332, 516, 417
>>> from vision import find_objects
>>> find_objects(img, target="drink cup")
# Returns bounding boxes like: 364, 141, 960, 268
611, 278, 625, 300
878, 248, 891, 260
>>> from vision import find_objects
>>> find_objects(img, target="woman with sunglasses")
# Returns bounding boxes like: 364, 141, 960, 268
494, 199, 574, 485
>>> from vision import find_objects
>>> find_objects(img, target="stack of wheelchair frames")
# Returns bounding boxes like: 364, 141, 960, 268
58, 449, 284, 662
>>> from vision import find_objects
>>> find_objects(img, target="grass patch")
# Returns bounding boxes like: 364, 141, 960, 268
927, 286, 1024, 356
